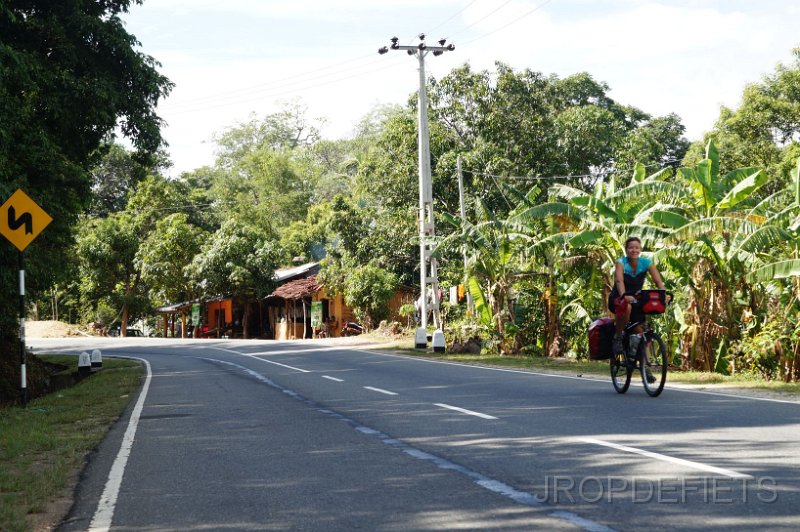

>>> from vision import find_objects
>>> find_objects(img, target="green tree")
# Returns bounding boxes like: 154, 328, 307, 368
74, 212, 146, 332
342, 265, 398, 331
438, 197, 537, 354
187, 220, 281, 338
0, 0, 171, 365
136, 213, 208, 306
90, 143, 171, 217
74, 174, 201, 335
685, 48, 800, 184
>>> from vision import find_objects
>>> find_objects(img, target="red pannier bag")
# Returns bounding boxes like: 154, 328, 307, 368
640, 290, 666, 314
588, 317, 615, 360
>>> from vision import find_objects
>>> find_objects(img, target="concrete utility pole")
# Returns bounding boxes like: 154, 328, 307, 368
379, 35, 454, 351
457, 155, 473, 315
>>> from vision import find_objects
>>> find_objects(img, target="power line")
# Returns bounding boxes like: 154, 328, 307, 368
425, 0, 482, 36
458, 0, 515, 33
168, 56, 409, 116
167, 53, 381, 109
459, 0, 556, 46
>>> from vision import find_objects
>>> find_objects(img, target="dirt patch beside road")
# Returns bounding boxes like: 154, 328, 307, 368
26, 320, 88, 338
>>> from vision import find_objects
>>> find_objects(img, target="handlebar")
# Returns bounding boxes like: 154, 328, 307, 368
624, 289, 673, 304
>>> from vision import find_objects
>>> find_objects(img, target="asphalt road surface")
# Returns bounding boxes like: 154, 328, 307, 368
31, 337, 800, 531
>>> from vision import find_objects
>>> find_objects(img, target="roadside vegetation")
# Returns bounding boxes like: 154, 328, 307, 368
2, 2, 800, 407
363, 330, 800, 396
0, 356, 142, 532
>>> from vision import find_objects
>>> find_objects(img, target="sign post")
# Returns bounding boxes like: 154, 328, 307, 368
1, 189, 53, 407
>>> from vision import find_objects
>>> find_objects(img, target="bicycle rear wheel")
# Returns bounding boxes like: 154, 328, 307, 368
610, 352, 632, 393
641, 332, 667, 396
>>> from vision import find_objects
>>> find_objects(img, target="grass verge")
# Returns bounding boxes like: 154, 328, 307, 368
0, 355, 142, 532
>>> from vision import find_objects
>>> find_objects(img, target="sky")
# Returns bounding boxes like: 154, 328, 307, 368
121, 0, 800, 177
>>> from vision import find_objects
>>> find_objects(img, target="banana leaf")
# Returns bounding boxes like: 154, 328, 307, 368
467, 276, 492, 326
717, 169, 768, 210
748, 260, 800, 282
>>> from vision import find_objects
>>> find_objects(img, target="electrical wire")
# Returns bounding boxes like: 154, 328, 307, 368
459, 0, 556, 46
168, 54, 395, 110
168, 56, 409, 115
425, 0, 482, 36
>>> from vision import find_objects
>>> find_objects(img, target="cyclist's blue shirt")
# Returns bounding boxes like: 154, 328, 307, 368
609, 256, 652, 308
617, 256, 651, 277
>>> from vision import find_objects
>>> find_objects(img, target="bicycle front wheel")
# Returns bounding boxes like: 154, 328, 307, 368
641, 332, 668, 396
610, 352, 632, 393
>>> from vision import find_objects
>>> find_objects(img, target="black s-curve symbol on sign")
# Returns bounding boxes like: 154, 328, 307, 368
8, 206, 33, 234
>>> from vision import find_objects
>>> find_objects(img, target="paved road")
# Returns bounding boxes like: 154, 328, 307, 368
32, 337, 800, 531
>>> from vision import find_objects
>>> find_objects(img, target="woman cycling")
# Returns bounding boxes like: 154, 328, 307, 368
608, 237, 666, 355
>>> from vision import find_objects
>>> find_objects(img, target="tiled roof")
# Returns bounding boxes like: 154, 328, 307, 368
271, 275, 321, 299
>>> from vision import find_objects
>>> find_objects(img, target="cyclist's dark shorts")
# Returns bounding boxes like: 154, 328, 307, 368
608, 294, 645, 324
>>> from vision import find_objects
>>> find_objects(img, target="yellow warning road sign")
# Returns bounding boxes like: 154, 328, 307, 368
0, 189, 53, 252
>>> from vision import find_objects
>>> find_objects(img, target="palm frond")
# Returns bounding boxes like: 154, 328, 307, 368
747, 187, 791, 217
468, 276, 493, 326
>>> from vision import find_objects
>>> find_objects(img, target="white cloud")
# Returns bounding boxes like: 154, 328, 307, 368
122, 0, 800, 175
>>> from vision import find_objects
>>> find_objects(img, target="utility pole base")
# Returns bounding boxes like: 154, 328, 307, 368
415, 327, 428, 349
432, 330, 446, 353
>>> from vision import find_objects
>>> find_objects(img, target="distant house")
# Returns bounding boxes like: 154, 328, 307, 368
155, 261, 414, 340
265, 262, 354, 339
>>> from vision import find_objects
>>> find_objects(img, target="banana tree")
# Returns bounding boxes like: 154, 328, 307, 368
438, 198, 535, 353
744, 156, 800, 380
511, 164, 674, 355
651, 141, 785, 371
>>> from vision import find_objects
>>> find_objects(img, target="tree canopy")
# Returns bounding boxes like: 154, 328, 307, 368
0, 0, 172, 346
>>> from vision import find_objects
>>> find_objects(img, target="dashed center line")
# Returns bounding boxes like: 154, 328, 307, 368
322, 375, 344, 382
364, 386, 398, 396
435, 403, 498, 420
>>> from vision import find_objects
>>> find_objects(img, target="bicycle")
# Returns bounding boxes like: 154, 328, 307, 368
610, 289, 671, 397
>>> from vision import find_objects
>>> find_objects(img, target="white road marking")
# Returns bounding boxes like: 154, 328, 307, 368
435, 403, 498, 420
204, 357, 612, 532
89, 357, 152, 532
354, 349, 800, 405
364, 386, 398, 395
210, 347, 310, 373
580, 438, 753, 479
322, 375, 344, 382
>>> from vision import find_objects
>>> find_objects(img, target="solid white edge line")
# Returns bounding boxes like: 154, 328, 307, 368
352, 349, 800, 405
322, 375, 344, 382
435, 403, 498, 420
580, 438, 753, 479
364, 386, 398, 395
89, 357, 152, 532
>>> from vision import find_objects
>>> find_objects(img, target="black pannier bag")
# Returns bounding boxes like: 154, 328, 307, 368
588, 317, 615, 360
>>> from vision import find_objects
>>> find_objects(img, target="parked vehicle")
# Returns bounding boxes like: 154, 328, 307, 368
340, 322, 363, 337
107, 326, 144, 337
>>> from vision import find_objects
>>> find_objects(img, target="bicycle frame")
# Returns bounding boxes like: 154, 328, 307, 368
610, 291, 670, 396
